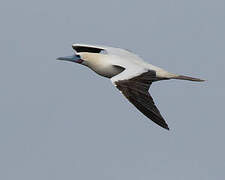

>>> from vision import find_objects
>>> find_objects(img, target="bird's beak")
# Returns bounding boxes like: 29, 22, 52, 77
57, 54, 83, 63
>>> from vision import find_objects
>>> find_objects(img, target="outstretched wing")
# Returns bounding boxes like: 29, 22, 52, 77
113, 70, 169, 130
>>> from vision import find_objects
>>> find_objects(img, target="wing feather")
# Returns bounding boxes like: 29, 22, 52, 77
114, 71, 169, 130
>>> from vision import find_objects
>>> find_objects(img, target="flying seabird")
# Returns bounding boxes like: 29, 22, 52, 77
57, 44, 204, 130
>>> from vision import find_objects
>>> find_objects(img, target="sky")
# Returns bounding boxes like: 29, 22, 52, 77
0, 0, 225, 179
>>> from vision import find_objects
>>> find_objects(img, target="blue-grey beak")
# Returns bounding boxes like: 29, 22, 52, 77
57, 54, 83, 63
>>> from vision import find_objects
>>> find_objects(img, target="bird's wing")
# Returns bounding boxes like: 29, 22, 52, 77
111, 70, 169, 130
72, 43, 146, 63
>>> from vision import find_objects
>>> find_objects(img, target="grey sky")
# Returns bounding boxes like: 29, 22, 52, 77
0, 0, 224, 179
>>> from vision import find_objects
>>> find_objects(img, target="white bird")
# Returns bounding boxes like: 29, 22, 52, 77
57, 44, 204, 130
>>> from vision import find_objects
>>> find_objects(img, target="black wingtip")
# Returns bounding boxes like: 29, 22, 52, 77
157, 120, 170, 130
161, 124, 170, 130
152, 120, 170, 130
165, 126, 170, 131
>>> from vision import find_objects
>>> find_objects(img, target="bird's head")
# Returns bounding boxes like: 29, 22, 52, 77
57, 44, 106, 66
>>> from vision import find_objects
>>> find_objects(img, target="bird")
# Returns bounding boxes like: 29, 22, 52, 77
57, 44, 204, 130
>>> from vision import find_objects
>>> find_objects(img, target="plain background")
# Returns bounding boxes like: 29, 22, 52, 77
0, 0, 224, 179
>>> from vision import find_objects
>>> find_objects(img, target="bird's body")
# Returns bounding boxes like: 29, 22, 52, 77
57, 44, 204, 130
78, 44, 173, 79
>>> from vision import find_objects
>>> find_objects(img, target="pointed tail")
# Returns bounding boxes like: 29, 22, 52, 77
172, 75, 205, 82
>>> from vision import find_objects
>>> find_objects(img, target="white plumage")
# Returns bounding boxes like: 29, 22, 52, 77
57, 44, 204, 130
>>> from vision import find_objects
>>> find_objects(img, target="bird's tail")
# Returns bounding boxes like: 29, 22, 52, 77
171, 75, 205, 82
154, 68, 205, 82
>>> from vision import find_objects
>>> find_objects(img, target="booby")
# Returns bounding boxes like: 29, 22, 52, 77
57, 44, 204, 130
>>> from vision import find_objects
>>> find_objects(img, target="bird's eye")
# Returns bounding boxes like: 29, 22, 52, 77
76, 54, 81, 58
